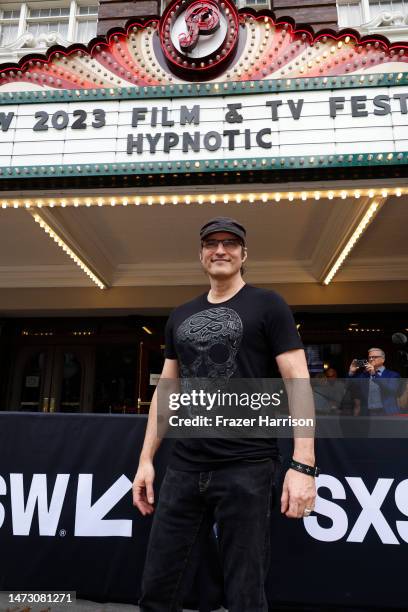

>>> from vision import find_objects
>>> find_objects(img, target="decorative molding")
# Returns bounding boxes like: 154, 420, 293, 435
0, 265, 91, 287
0, 31, 71, 53
0, 152, 406, 181
0, 256, 406, 288
114, 261, 315, 285
362, 11, 407, 30
335, 256, 408, 281
1, 9, 408, 90
1, 71, 408, 104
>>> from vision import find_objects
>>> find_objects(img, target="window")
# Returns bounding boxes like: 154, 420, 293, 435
27, 6, 70, 39
236, 0, 270, 7
337, 0, 364, 27
369, 0, 407, 17
0, 2, 98, 50
0, 7, 20, 45
76, 3, 98, 43
337, 0, 408, 27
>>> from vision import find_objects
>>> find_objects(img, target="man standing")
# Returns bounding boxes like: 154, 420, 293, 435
133, 217, 317, 612
348, 348, 401, 416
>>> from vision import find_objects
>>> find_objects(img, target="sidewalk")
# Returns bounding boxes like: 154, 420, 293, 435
0, 593, 223, 612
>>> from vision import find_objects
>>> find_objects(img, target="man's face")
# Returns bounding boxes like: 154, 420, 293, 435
199, 231, 247, 279
367, 350, 385, 369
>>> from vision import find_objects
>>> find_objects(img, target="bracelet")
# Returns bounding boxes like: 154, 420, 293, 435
290, 459, 320, 477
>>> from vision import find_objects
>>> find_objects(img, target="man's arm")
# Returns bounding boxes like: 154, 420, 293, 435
132, 358, 179, 516
375, 373, 401, 397
276, 348, 316, 519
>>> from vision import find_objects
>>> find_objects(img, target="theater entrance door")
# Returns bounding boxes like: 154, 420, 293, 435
9, 345, 93, 413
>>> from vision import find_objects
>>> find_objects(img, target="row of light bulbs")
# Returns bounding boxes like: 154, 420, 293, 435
348, 328, 383, 332
323, 201, 379, 285
1, 187, 403, 209
32, 213, 106, 289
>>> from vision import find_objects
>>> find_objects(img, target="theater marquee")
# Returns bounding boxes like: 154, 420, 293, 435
0, 80, 408, 177
1, 0, 408, 178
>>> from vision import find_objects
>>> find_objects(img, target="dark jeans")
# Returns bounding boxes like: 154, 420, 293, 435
139, 459, 278, 612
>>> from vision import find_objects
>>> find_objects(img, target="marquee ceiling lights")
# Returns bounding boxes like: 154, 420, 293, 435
0, 187, 402, 209
31, 213, 106, 289
323, 200, 381, 285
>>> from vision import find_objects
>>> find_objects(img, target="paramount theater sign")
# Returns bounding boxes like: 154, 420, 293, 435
0, 0, 408, 178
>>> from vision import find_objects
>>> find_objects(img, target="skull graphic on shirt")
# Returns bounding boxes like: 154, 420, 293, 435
175, 307, 243, 387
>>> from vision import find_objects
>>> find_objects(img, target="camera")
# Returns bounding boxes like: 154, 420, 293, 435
353, 359, 368, 369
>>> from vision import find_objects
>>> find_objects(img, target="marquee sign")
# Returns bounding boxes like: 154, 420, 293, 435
0, 80, 408, 178
1, 2, 408, 178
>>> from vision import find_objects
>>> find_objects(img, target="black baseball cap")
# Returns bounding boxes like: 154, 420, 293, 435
200, 217, 246, 244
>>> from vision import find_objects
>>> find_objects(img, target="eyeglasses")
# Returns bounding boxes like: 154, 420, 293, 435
201, 238, 242, 250
368, 355, 383, 360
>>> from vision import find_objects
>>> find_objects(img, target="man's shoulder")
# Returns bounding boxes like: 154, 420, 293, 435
244, 285, 289, 305
170, 293, 207, 318
382, 368, 401, 378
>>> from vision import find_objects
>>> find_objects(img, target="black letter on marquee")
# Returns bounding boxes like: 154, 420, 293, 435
180, 105, 200, 125
151, 107, 158, 127
223, 129, 240, 150
256, 128, 272, 149
393, 93, 408, 114
288, 99, 304, 120
204, 131, 222, 151
329, 97, 345, 118
163, 132, 179, 152
162, 107, 174, 127
351, 96, 368, 117
132, 108, 148, 127
266, 100, 282, 121
244, 129, 251, 150
373, 95, 391, 116
0, 112, 14, 132
225, 104, 243, 123
127, 133, 143, 154
183, 132, 200, 152
146, 133, 161, 154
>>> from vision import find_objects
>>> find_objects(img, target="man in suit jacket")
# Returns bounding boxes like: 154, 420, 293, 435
348, 347, 401, 416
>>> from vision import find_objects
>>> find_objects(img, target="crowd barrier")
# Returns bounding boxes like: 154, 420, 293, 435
0, 412, 407, 610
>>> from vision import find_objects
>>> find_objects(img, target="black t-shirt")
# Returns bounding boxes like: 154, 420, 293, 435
164, 284, 303, 470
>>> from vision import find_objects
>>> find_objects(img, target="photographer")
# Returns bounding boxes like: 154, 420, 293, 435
348, 348, 401, 416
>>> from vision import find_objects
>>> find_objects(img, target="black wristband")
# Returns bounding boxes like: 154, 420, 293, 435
290, 459, 320, 477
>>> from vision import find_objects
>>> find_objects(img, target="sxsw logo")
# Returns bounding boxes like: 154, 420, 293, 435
1, 472, 407, 543
305, 475, 408, 545
0, 474, 133, 537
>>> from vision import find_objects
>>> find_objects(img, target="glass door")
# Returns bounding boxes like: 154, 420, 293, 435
50, 346, 94, 413
137, 340, 165, 414
9, 345, 94, 412
9, 346, 53, 412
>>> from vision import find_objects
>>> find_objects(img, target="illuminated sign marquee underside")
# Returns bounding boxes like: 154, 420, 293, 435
0, 2, 408, 178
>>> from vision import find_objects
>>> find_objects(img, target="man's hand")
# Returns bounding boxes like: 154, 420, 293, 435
280, 468, 316, 519
349, 360, 359, 374
365, 363, 375, 375
132, 461, 155, 516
